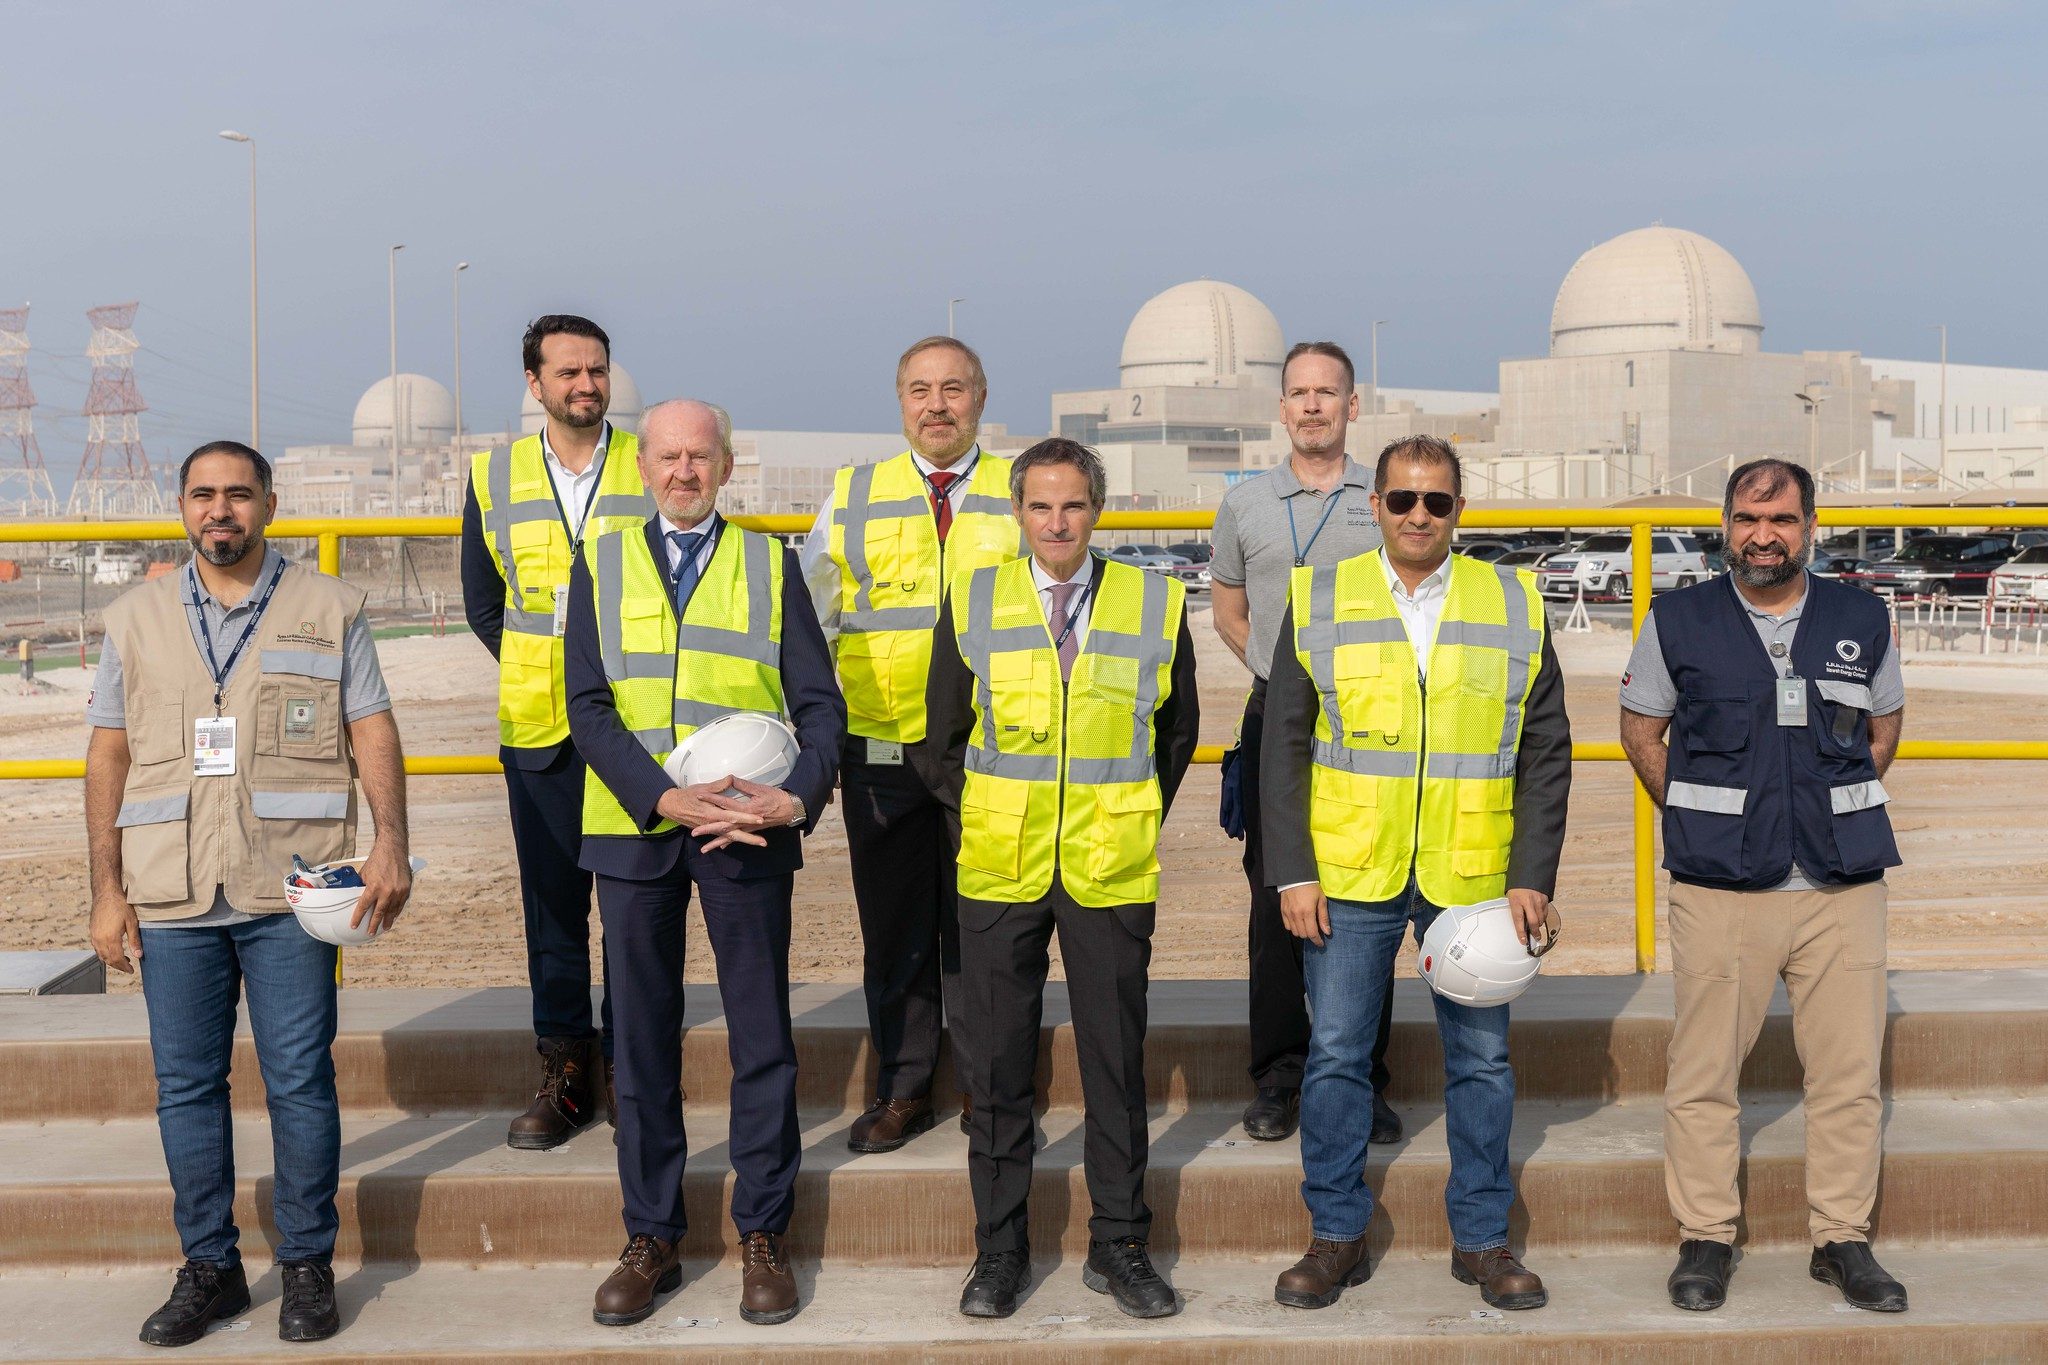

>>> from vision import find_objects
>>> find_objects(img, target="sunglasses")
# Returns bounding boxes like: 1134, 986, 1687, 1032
1381, 488, 1456, 518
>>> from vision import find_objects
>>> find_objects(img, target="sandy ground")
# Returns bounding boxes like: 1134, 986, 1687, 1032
4, 600, 2046, 994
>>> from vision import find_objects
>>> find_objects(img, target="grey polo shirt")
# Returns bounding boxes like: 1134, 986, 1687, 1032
87, 547, 392, 928
1210, 456, 1382, 681
1620, 572, 1903, 891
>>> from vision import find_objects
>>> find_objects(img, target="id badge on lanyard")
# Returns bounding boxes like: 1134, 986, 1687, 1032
194, 716, 237, 776
1775, 676, 1808, 727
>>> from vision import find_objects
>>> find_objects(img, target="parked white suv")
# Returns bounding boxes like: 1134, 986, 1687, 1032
1538, 533, 1710, 601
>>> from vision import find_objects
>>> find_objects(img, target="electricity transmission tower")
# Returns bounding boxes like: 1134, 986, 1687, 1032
0, 305, 57, 517
66, 302, 163, 517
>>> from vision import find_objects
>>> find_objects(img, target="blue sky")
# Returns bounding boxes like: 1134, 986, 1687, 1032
4, 1, 2043, 484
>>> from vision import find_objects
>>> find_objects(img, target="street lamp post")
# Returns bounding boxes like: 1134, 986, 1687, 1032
1371, 319, 1389, 414
388, 244, 405, 514
1795, 387, 1829, 473
453, 261, 470, 447
218, 131, 258, 446
948, 297, 965, 338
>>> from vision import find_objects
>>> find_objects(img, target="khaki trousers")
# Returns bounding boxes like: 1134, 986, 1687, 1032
1664, 878, 1888, 1246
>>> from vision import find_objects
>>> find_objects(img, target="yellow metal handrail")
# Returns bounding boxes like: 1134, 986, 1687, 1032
9, 505, 2048, 974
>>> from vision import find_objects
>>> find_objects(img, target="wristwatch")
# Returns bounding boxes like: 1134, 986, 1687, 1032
784, 794, 807, 828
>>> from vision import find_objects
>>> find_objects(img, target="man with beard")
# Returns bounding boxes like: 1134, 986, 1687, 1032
1620, 459, 1908, 1315
462, 315, 651, 1150
800, 337, 1023, 1152
85, 441, 411, 1346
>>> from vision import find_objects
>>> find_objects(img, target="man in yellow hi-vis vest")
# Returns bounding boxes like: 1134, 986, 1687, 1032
1261, 436, 1572, 1314
922, 439, 1199, 1322
565, 399, 845, 1329
460, 315, 651, 1150
799, 336, 1025, 1153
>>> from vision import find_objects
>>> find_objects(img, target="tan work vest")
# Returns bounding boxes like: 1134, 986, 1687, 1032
100, 558, 366, 921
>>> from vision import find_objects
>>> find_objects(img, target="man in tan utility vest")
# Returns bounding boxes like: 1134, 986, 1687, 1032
461, 314, 651, 1150
85, 440, 411, 1348
800, 336, 1024, 1152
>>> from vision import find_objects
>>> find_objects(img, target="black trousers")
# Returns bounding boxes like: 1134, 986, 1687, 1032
844, 743, 965, 1100
596, 850, 800, 1243
960, 882, 1152, 1253
1242, 680, 1394, 1096
504, 748, 610, 1051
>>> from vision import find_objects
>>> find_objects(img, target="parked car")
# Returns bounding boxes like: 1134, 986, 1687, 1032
1455, 539, 1517, 563
1492, 546, 1557, 571
1106, 543, 1171, 562
1538, 533, 1711, 600
1112, 550, 1210, 591
1809, 550, 1872, 581
2012, 529, 2048, 551
1990, 544, 2048, 604
1166, 541, 1213, 564
1862, 534, 2015, 598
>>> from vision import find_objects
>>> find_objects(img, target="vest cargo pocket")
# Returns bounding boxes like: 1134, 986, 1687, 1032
1087, 781, 1162, 884
959, 779, 1030, 881
116, 790, 190, 907
496, 649, 561, 729
833, 631, 899, 728
1308, 785, 1377, 870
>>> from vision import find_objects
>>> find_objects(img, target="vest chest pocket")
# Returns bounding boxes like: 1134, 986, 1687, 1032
1679, 698, 1749, 755
960, 777, 1031, 880
127, 694, 186, 767
620, 595, 674, 652
508, 516, 564, 590
988, 650, 1051, 739
1333, 649, 1402, 739
255, 653, 344, 760
1079, 653, 1140, 709
1814, 678, 1873, 757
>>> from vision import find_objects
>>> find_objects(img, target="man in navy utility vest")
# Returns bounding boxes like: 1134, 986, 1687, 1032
1620, 458, 1908, 1316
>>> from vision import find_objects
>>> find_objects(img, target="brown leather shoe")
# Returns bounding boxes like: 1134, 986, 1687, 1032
508, 1037, 600, 1150
1274, 1236, 1371, 1309
1452, 1247, 1548, 1310
593, 1235, 681, 1326
847, 1095, 935, 1153
739, 1230, 799, 1324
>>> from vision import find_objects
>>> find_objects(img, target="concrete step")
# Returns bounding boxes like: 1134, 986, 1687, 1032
1, 1246, 2041, 1362
6, 970, 2044, 1122
5, 1095, 2042, 1271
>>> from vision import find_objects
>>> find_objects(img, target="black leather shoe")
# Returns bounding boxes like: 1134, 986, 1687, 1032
1369, 1094, 1403, 1145
276, 1260, 340, 1343
1811, 1241, 1907, 1312
1083, 1237, 1179, 1318
1242, 1087, 1300, 1141
139, 1260, 250, 1347
1668, 1239, 1733, 1311
959, 1248, 1032, 1318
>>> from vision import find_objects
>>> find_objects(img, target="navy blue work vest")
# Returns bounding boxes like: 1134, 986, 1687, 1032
1652, 572, 1900, 891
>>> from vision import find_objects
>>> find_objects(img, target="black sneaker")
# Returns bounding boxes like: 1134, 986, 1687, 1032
1083, 1237, 1180, 1319
959, 1247, 1032, 1318
277, 1259, 341, 1342
139, 1260, 251, 1348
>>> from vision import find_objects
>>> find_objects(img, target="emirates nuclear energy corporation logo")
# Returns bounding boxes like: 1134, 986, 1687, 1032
1836, 639, 1862, 663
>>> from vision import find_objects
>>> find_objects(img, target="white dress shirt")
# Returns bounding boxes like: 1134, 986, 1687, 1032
799, 445, 983, 644
1381, 549, 1452, 680
540, 420, 613, 541
658, 510, 722, 579
1031, 549, 1096, 642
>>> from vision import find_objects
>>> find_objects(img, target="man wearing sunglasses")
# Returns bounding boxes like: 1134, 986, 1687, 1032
1259, 435, 1573, 1312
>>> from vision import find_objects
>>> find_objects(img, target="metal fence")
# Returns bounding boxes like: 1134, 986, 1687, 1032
6, 506, 2047, 975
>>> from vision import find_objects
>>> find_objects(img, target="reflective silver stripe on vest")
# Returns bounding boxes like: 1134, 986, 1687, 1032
674, 531, 782, 669
1311, 737, 1420, 778
484, 446, 524, 599
1068, 567, 1173, 786
835, 464, 917, 621
499, 501, 560, 527
1487, 563, 1545, 777
630, 724, 671, 756
502, 604, 557, 637
1426, 750, 1518, 780
1830, 779, 1890, 814
116, 792, 189, 827
1666, 780, 1748, 815
673, 697, 778, 732
1300, 565, 1411, 748
841, 604, 940, 634
966, 746, 1058, 782
957, 568, 1014, 769
592, 491, 653, 521
957, 492, 1013, 518
258, 649, 344, 681
1816, 679, 1873, 711
251, 790, 350, 821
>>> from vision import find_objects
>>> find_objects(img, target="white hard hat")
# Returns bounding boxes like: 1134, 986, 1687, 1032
283, 856, 427, 947
1417, 897, 1555, 1007
662, 712, 799, 791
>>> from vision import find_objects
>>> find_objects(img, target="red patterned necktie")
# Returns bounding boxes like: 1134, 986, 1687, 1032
926, 470, 959, 542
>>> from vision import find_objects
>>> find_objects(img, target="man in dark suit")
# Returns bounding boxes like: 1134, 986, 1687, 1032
1260, 436, 1571, 1313
565, 399, 845, 1329
921, 439, 1200, 1321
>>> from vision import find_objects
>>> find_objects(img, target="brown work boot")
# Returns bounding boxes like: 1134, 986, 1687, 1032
507, 1037, 600, 1150
1452, 1246, 1548, 1310
847, 1095, 935, 1153
1274, 1235, 1371, 1309
739, 1230, 799, 1324
592, 1235, 681, 1326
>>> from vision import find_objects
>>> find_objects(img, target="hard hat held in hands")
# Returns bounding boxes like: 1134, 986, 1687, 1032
284, 855, 427, 947
1417, 897, 1559, 1007
662, 712, 799, 795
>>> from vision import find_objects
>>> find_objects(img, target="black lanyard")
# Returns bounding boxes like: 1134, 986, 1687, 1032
190, 557, 287, 714
1286, 487, 1346, 567
545, 426, 609, 548
919, 450, 978, 517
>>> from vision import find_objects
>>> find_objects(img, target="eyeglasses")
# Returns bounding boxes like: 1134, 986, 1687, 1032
1381, 488, 1456, 518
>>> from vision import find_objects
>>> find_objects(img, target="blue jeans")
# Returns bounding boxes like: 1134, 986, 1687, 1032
1300, 880, 1515, 1251
139, 913, 341, 1266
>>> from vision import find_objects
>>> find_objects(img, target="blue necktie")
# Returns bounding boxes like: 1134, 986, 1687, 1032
668, 530, 707, 614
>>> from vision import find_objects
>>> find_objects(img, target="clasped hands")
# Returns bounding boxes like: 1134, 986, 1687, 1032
655, 775, 798, 852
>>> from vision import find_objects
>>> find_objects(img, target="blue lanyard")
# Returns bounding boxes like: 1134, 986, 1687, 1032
190, 557, 287, 714
667, 518, 722, 597
1286, 488, 1345, 568
1049, 571, 1096, 652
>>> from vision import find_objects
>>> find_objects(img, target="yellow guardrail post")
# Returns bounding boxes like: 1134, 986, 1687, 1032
1629, 523, 1657, 971
317, 532, 340, 577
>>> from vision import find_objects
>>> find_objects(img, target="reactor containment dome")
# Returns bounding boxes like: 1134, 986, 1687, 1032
353, 374, 457, 449
1549, 226, 1764, 359
1119, 280, 1286, 389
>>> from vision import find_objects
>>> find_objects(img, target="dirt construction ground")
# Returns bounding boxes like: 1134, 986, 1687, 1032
4, 599, 2046, 992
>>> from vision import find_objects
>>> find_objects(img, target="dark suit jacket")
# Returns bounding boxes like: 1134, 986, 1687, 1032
461, 482, 574, 771
918, 555, 1202, 841
565, 517, 846, 883
1259, 594, 1573, 898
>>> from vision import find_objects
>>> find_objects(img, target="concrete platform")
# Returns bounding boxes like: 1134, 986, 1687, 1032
1, 1247, 2040, 1363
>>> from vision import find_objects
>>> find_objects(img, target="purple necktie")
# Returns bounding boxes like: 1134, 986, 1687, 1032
1048, 581, 1080, 681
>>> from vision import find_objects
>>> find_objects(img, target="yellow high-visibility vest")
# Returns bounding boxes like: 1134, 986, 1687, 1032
827, 451, 1022, 742
471, 430, 651, 749
951, 556, 1182, 907
1290, 551, 1545, 906
581, 522, 786, 837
